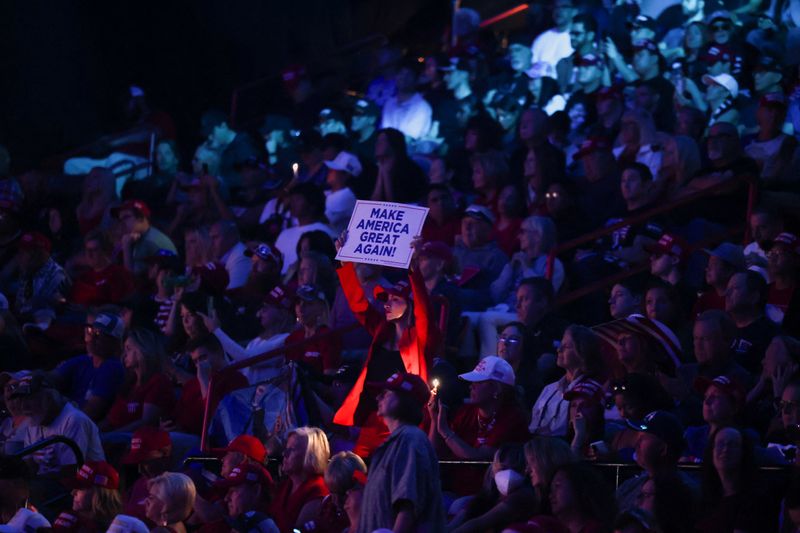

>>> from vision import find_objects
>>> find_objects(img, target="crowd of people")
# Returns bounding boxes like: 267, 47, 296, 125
1, 0, 800, 531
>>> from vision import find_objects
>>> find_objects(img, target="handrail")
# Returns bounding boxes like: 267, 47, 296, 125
200, 324, 360, 450
546, 174, 757, 279
13, 435, 84, 466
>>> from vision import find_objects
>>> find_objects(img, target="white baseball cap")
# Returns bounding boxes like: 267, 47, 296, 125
324, 151, 363, 177
459, 355, 515, 386
702, 73, 738, 99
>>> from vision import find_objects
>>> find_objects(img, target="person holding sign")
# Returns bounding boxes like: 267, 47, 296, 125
333, 231, 439, 457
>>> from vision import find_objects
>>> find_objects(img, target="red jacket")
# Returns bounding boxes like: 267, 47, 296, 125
333, 262, 438, 426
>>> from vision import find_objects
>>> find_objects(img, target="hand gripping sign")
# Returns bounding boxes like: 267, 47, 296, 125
335, 200, 429, 269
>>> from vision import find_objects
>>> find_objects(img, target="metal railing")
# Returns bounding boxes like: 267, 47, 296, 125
546, 174, 758, 307
12, 435, 84, 466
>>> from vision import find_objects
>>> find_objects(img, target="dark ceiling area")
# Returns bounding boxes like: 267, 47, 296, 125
0, 0, 456, 171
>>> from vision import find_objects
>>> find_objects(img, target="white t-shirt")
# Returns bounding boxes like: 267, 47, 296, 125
325, 188, 357, 234
531, 29, 574, 79
24, 401, 105, 473
380, 92, 433, 140
214, 328, 291, 384
275, 222, 338, 274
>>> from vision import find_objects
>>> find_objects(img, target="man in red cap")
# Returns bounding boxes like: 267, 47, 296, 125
216, 464, 277, 533
647, 232, 697, 315
121, 427, 173, 522
14, 231, 69, 318
113, 199, 176, 277
358, 372, 444, 532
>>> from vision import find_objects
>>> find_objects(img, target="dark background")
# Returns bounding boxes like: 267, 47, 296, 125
0, 0, 482, 171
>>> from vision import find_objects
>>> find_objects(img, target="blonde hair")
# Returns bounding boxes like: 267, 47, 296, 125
89, 487, 123, 526
324, 451, 367, 494
147, 472, 196, 524
524, 437, 577, 490
289, 427, 330, 476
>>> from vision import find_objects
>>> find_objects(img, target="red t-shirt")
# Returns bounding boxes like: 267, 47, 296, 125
71, 265, 135, 307
268, 475, 329, 533
768, 284, 796, 314
495, 218, 522, 257
422, 216, 461, 246
172, 370, 248, 435
106, 373, 175, 429
444, 403, 531, 495
285, 327, 341, 375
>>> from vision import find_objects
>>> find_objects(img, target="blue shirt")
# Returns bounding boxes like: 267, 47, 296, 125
56, 355, 125, 407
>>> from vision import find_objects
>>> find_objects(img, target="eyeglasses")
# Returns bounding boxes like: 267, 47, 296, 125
498, 336, 522, 345
777, 400, 800, 413
84, 325, 101, 337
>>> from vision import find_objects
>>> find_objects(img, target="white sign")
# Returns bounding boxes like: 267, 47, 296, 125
335, 200, 429, 269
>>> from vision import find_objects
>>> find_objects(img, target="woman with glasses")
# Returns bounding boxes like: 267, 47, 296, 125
497, 322, 543, 408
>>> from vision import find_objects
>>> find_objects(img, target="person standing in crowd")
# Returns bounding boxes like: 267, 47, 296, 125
357, 372, 445, 533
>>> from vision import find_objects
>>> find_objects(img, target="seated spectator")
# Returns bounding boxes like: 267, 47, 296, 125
630, 472, 696, 533
122, 139, 179, 210
613, 110, 662, 180
113, 199, 177, 278
469, 150, 509, 219
726, 270, 781, 373
572, 137, 625, 230
61, 461, 122, 532
543, 181, 587, 243
495, 184, 526, 256
121, 427, 174, 522
53, 311, 126, 421
454, 205, 509, 311
530, 325, 604, 438
230, 242, 283, 311
75, 167, 117, 235
746, 93, 796, 183
285, 285, 341, 377
492, 216, 564, 303
748, 335, 800, 437
526, 462, 616, 533
213, 464, 278, 533
616, 410, 693, 513
275, 183, 337, 275
429, 356, 529, 493
100, 328, 175, 433
144, 472, 196, 533
164, 334, 248, 437
694, 426, 776, 531
448, 444, 536, 533
608, 280, 644, 320
497, 322, 544, 408
204, 285, 294, 384
71, 230, 134, 307
209, 220, 251, 290
379, 59, 432, 140
647, 233, 697, 314
13, 231, 70, 318
202, 110, 259, 189
644, 282, 691, 350
606, 374, 675, 461
269, 427, 330, 532
703, 73, 740, 128
323, 151, 360, 234
767, 232, 799, 324
291, 251, 337, 303
657, 135, 701, 196
674, 311, 752, 423
682, 376, 748, 461
416, 240, 461, 352
421, 184, 461, 246
370, 128, 428, 204
521, 437, 577, 518
693, 242, 745, 317
564, 378, 605, 456
306, 451, 367, 533
744, 206, 783, 279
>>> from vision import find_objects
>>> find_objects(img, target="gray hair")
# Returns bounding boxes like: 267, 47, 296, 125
520, 216, 557, 253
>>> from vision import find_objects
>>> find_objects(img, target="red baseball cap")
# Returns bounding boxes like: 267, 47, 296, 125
645, 233, 688, 262
374, 280, 412, 302
574, 137, 611, 160
111, 199, 151, 220
191, 262, 230, 296
52, 511, 79, 532
215, 462, 274, 490
366, 371, 431, 407
263, 285, 295, 311
122, 426, 172, 464
17, 231, 52, 254
63, 461, 120, 490
212, 435, 266, 463
694, 375, 746, 409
